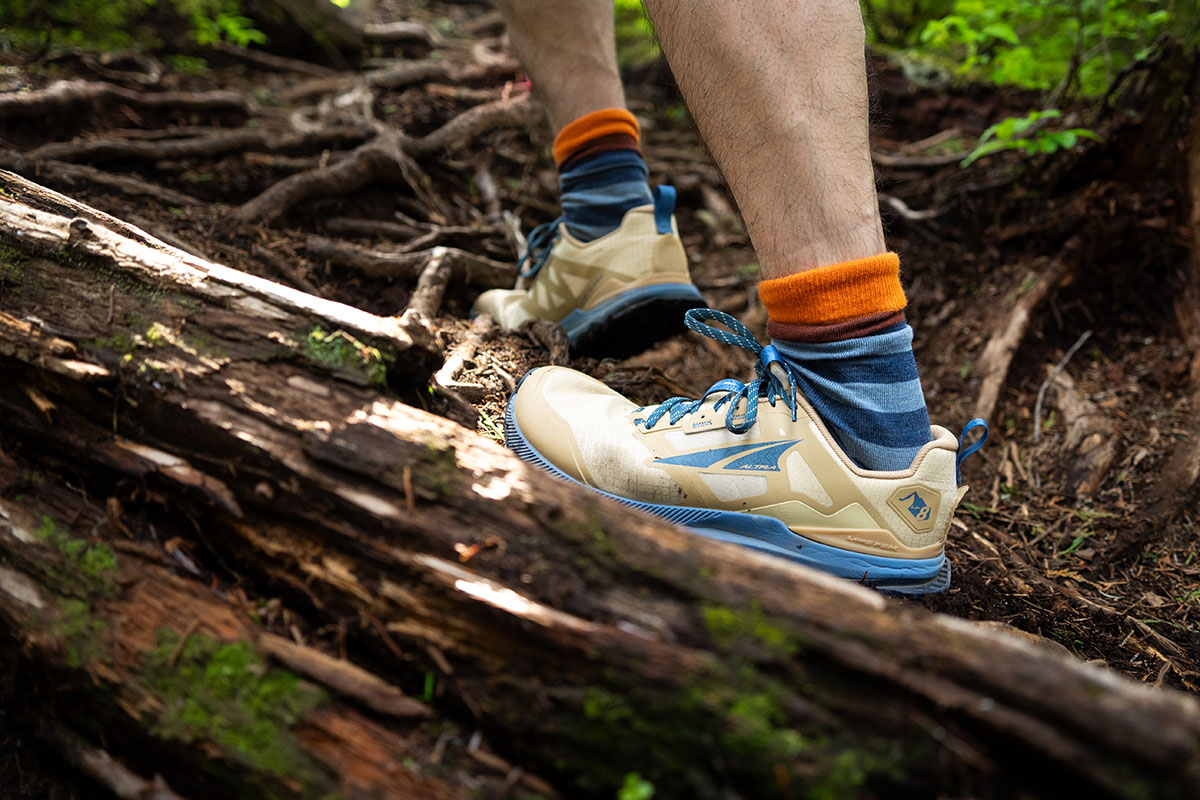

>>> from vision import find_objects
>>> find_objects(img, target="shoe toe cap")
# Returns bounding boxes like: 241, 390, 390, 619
510, 366, 634, 484
474, 289, 533, 330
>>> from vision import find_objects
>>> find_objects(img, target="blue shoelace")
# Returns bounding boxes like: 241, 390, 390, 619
517, 217, 563, 280
634, 309, 800, 434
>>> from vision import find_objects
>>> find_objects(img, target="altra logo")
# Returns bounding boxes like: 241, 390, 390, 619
887, 485, 940, 534
652, 439, 801, 473
898, 490, 931, 522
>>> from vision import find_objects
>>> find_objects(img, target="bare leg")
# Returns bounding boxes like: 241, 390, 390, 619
645, 0, 886, 279
497, 0, 627, 134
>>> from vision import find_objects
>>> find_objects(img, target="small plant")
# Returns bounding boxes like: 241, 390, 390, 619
961, 109, 1101, 167
617, 773, 655, 800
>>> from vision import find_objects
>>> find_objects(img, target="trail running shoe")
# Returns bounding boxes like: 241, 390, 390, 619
473, 185, 705, 356
505, 309, 987, 594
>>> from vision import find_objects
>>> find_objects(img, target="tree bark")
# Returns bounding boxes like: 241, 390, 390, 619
2, 170, 1200, 799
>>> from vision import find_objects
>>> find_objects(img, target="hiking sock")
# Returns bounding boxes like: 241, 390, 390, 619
553, 108, 654, 242
759, 253, 932, 471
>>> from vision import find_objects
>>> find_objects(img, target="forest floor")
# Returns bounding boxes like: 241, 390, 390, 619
2, 0, 1199, 795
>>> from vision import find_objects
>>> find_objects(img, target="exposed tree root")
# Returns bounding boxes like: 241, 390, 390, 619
306, 236, 513, 289
0, 80, 249, 117
0, 151, 203, 206
363, 20, 435, 45
973, 258, 1070, 423
408, 96, 536, 157
406, 247, 455, 317
26, 126, 372, 163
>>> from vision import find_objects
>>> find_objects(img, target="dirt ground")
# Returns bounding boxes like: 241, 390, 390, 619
2, 0, 1199, 793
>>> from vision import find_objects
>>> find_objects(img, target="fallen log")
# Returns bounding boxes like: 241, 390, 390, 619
2, 170, 1200, 799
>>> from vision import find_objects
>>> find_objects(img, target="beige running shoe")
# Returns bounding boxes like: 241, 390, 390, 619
473, 186, 705, 355
504, 308, 988, 594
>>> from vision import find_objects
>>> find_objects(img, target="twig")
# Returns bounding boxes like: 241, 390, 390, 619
256, 632, 431, 718
879, 193, 941, 221
1032, 329, 1093, 444
207, 41, 337, 78
872, 149, 965, 169
167, 619, 202, 668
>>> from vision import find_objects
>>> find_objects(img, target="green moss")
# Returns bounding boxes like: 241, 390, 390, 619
703, 602, 798, 658
34, 515, 118, 596
144, 322, 169, 347
87, 332, 137, 355
55, 597, 109, 669
142, 629, 332, 792
301, 326, 394, 388
417, 443, 459, 497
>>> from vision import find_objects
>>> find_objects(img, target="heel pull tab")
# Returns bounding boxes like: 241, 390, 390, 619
956, 418, 989, 485
652, 185, 676, 235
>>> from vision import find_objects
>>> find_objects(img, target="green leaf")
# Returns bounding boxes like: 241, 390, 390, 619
982, 22, 1019, 44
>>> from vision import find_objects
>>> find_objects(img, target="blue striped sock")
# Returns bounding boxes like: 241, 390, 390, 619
559, 149, 654, 242
772, 323, 932, 471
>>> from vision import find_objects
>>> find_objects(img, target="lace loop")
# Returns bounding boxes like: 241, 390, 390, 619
639, 309, 799, 435
517, 218, 563, 280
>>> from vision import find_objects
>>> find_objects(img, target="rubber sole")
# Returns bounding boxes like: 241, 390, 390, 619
504, 385, 950, 595
561, 283, 707, 357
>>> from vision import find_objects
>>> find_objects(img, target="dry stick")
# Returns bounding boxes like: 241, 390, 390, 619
973, 259, 1069, 422
0, 151, 203, 206
1032, 329, 1094, 444
879, 193, 941, 221
206, 41, 338, 78
65, 741, 189, 800
256, 632, 431, 719
0, 79, 249, 117
27, 126, 372, 164
305, 236, 514, 289
872, 149, 966, 169
406, 248, 454, 318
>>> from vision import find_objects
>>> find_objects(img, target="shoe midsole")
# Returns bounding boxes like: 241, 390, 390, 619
504, 389, 945, 585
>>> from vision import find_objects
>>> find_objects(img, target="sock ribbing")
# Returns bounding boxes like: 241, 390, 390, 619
761, 254, 929, 471
556, 113, 653, 242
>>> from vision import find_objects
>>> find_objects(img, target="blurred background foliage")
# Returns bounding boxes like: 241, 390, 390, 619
615, 0, 1197, 98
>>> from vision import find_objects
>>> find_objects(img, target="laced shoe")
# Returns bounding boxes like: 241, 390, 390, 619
504, 309, 987, 594
473, 186, 705, 355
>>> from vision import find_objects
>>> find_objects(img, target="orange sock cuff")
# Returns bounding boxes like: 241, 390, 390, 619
758, 253, 907, 326
553, 108, 641, 167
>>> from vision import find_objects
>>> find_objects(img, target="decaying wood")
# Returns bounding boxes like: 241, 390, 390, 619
4, 172, 1200, 798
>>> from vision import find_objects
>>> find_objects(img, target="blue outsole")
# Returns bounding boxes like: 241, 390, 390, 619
504, 385, 950, 595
